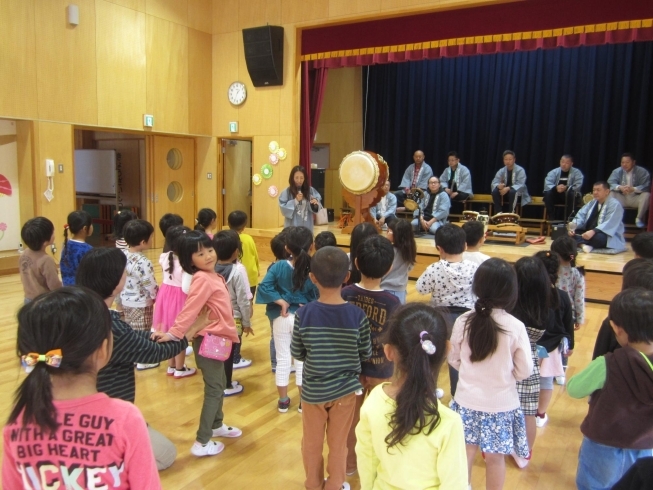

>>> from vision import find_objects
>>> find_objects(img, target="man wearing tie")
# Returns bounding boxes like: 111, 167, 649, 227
569, 181, 625, 253
543, 155, 584, 221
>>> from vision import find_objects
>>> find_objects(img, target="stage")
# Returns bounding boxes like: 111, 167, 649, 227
246, 222, 630, 304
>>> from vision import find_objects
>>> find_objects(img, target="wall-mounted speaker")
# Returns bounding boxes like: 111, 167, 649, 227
242, 26, 284, 87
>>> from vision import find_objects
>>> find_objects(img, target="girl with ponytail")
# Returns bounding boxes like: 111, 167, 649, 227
356, 303, 467, 489
152, 225, 196, 378
256, 226, 318, 412
60, 210, 93, 286
3, 287, 160, 488
448, 258, 533, 490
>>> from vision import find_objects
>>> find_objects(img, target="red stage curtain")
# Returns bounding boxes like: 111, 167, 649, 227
299, 62, 329, 187
307, 26, 653, 69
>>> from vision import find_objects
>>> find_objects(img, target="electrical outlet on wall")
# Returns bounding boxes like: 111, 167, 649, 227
207, 173, 213, 180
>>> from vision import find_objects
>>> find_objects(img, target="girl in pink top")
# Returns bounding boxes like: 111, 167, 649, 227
3, 287, 160, 490
152, 225, 196, 378
448, 258, 533, 490
153, 231, 242, 458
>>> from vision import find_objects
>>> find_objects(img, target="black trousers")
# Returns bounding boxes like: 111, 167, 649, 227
544, 187, 577, 221
375, 213, 397, 226
574, 229, 608, 249
449, 191, 470, 202
492, 187, 517, 213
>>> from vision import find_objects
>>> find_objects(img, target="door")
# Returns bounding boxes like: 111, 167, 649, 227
148, 135, 195, 249
222, 139, 252, 226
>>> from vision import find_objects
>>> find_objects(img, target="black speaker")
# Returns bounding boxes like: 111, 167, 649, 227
242, 26, 284, 87
550, 221, 567, 240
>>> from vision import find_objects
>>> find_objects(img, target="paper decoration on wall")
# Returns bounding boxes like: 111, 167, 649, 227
268, 141, 279, 153
268, 153, 279, 165
276, 148, 287, 160
261, 164, 273, 179
0, 223, 6, 241
0, 174, 13, 197
252, 174, 262, 186
267, 185, 278, 197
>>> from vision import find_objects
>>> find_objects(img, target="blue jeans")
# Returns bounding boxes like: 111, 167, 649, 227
411, 218, 443, 235
576, 437, 653, 490
386, 289, 407, 304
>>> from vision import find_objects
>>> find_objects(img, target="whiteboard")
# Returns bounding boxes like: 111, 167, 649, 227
74, 150, 116, 195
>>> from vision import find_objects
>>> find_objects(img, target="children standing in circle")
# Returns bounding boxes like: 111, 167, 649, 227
195, 208, 217, 238
153, 231, 242, 457
113, 209, 137, 251
533, 251, 574, 428
356, 303, 467, 490
19, 217, 62, 303
448, 258, 533, 490
551, 235, 586, 331
381, 219, 416, 304
511, 257, 554, 467
60, 210, 93, 286
3, 287, 161, 489
256, 226, 319, 412
152, 225, 196, 378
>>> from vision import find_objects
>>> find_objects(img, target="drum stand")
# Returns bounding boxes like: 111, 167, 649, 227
485, 223, 527, 245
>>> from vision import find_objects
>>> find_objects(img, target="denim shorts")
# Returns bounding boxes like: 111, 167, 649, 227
576, 436, 653, 490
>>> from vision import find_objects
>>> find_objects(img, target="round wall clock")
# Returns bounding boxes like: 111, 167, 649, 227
228, 82, 247, 105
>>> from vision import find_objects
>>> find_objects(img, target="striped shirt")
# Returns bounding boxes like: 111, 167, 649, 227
98, 310, 187, 402
291, 301, 372, 404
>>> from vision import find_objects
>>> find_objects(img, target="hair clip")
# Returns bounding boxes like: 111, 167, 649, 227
21, 349, 63, 368
419, 331, 436, 355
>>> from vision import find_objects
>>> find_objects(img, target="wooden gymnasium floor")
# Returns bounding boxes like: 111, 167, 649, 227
0, 235, 626, 489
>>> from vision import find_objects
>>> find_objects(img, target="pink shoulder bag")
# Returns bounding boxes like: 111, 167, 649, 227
198, 333, 232, 361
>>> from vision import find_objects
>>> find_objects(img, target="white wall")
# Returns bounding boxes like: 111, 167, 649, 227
0, 120, 21, 252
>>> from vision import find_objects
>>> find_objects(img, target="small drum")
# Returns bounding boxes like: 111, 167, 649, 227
462, 211, 479, 221
490, 213, 520, 225
339, 151, 388, 195
404, 188, 424, 212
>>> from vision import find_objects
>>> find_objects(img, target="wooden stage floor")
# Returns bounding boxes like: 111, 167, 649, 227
248, 223, 631, 304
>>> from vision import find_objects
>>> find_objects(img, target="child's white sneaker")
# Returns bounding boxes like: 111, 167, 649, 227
224, 383, 244, 396
212, 424, 242, 438
233, 358, 252, 369
136, 363, 159, 371
185, 346, 194, 356
191, 440, 224, 457
555, 375, 566, 385
435, 388, 444, 399
166, 366, 175, 376
174, 366, 196, 379
536, 413, 549, 428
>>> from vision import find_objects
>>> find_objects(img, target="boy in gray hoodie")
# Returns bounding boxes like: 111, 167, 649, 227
213, 230, 252, 396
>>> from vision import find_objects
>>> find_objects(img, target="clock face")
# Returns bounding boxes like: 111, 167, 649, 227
228, 82, 247, 105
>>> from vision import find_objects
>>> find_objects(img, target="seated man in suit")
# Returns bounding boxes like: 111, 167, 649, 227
543, 154, 584, 221
440, 151, 473, 203
369, 180, 397, 228
569, 181, 625, 253
491, 150, 531, 213
396, 150, 433, 208
607, 153, 651, 228
412, 176, 451, 235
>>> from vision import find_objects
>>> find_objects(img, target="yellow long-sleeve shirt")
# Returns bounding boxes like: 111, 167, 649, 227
355, 384, 468, 490
239, 232, 260, 286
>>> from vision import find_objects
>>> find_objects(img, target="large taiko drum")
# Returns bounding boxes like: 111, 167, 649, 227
339, 151, 388, 195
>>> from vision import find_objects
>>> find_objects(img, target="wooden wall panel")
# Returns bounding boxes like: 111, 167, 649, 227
328, 0, 382, 18
212, 32, 239, 136
281, 0, 329, 24
212, 0, 239, 34
188, 29, 213, 135
104, 0, 146, 12
146, 0, 188, 25
188, 0, 212, 33
96, 0, 147, 130
16, 121, 35, 224
146, 15, 189, 134
278, 25, 298, 136
35, 0, 98, 125
32, 122, 76, 261
0, 0, 38, 119
195, 136, 220, 220
238, 0, 281, 30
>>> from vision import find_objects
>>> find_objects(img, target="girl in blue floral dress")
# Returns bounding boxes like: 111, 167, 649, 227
448, 258, 533, 490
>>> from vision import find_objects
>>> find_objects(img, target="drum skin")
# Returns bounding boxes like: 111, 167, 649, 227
338, 151, 389, 232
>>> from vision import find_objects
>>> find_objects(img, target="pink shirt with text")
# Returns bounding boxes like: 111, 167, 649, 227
2, 393, 161, 490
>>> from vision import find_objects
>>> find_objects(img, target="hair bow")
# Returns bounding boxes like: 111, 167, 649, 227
21, 349, 63, 368
419, 331, 436, 355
